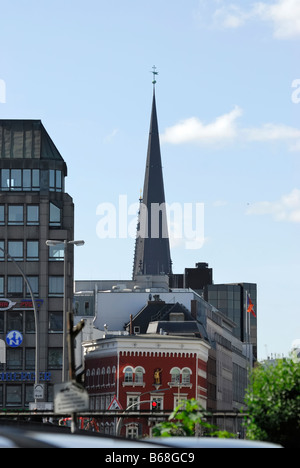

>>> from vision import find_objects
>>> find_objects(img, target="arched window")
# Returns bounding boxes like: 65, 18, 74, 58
86, 369, 91, 388
124, 366, 134, 383
111, 366, 116, 385
182, 368, 192, 385
135, 366, 145, 384
96, 368, 101, 387
170, 368, 180, 384
91, 368, 96, 387
101, 367, 105, 386
107, 367, 111, 385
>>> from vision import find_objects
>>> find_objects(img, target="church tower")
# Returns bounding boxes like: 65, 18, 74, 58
133, 77, 172, 279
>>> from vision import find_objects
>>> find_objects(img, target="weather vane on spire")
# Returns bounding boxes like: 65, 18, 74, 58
151, 65, 158, 87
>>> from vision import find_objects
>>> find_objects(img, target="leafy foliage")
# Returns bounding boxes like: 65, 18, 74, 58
244, 358, 300, 448
152, 399, 234, 438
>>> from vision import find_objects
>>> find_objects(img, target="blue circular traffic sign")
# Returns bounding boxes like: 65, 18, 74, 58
6, 331, 23, 348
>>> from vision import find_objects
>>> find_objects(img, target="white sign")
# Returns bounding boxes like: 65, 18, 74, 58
34, 384, 45, 400
107, 395, 123, 411
54, 381, 89, 414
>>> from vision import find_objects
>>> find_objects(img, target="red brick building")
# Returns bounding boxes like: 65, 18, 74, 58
84, 334, 210, 437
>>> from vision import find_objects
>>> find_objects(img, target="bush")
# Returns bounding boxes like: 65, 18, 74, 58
244, 358, 300, 448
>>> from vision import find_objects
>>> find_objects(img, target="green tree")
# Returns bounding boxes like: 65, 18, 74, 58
244, 358, 300, 448
152, 399, 233, 438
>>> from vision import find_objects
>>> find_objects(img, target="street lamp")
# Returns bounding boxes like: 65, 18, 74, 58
46, 239, 85, 382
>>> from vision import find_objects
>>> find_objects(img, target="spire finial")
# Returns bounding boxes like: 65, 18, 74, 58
151, 65, 158, 87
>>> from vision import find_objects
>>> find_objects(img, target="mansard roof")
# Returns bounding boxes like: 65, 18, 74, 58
0, 119, 64, 161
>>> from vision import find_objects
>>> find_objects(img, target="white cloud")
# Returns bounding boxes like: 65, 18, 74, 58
244, 123, 300, 142
161, 106, 242, 145
246, 189, 300, 223
256, 0, 300, 39
212, 0, 300, 39
161, 107, 300, 150
104, 128, 119, 143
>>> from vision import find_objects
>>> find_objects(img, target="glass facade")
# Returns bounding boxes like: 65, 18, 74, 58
0, 169, 64, 193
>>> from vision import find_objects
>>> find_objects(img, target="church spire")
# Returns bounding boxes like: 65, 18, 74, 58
133, 75, 172, 279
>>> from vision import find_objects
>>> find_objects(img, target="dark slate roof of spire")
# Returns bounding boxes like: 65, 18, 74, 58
0, 120, 64, 161
133, 91, 172, 278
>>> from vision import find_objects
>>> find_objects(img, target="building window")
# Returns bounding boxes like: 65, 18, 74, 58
111, 366, 116, 386
26, 277, 39, 297
48, 348, 63, 369
124, 367, 134, 383
126, 424, 139, 439
127, 395, 140, 411
7, 276, 23, 296
8, 241, 23, 261
49, 276, 64, 297
7, 311, 23, 332
0, 277, 4, 297
26, 241, 39, 262
25, 349, 36, 369
27, 206, 39, 225
0, 206, 4, 225
49, 170, 63, 192
25, 385, 34, 406
135, 367, 145, 384
49, 244, 64, 261
49, 312, 63, 332
25, 311, 35, 333
151, 396, 163, 411
49, 202, 61, 227
0, 169, 40, 192
6, 385, 22, 407
0, 241, 4, 261
182, 368, 192, 385
7, 348, 22, 370
10, 170, 22, 190
101, 367, 105, 386
170, 368, 180, 385
8, 205, 23, 225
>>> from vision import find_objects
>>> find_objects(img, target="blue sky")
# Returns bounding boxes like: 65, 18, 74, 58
0, 0, 299, 359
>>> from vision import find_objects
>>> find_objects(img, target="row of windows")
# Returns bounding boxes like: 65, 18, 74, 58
0, 347, 62, 371
0, 383, 57, 408
86, 366, 193, 388
86, 367, 117, 388
0, 311, 63, 334
124, 366, 192, 385
0, 169, 64, 193
0, 240, 64, 262
0, 203, 61, 227
0, 276, 64, 297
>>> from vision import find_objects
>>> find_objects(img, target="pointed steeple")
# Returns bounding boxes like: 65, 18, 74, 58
133, 87, 172, 279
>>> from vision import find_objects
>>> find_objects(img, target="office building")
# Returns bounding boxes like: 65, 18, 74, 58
0, 120, 74, 409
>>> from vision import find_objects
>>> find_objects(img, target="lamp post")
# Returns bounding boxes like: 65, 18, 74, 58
46, 239, 85, 382
0, 245, 40, 399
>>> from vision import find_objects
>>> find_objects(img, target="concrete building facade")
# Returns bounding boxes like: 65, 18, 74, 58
0, 120, 74, 409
